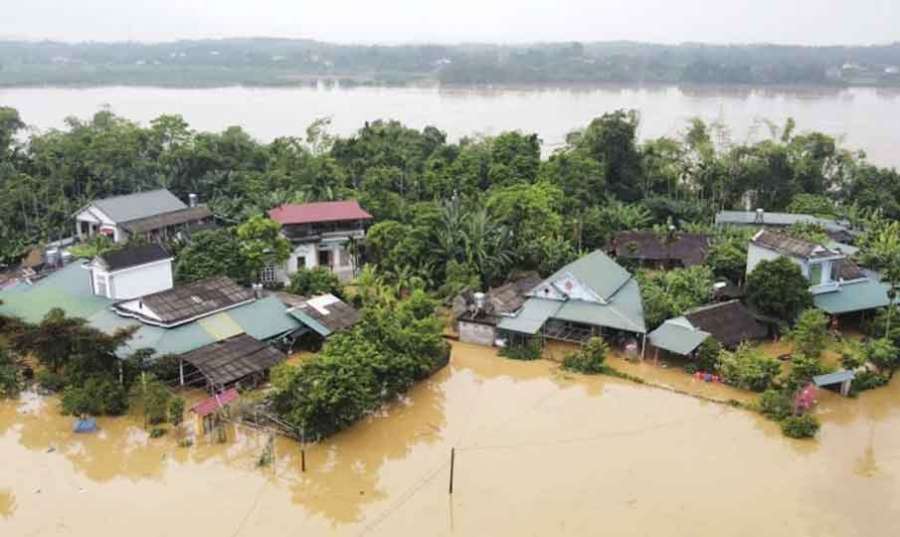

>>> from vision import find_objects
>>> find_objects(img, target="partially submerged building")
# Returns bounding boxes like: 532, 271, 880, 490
648, 300, 768, 358
275, 292, 362, 339
610, 231, 711, 268
268, 200, 372, 284
453, 272, 543, 346
0, 244, 302, 390
747, 230, 890, 316
496, 251, 647, 350
74, 189, 214, 244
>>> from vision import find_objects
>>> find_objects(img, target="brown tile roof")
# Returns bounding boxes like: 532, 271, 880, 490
456, 272, 543, 324
181, 335, 285, 388
133, 276, 255, 325
611, 231, 711, 267
751, 230, 837, 259
684, 300, 768, 348
279, 292, 362, 333
834, 258, 866, 281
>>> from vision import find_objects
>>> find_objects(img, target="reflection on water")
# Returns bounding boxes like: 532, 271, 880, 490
2, 341, 900, 536
1, 84, 899, 167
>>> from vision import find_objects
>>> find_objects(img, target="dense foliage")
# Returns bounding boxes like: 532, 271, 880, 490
790, 309, 830, 359
746, 258, 814, 323
717, 344, 782, 392
0, 344, 20, 398
781, 414, 821, 439
637, 266, 714, 329
271, 290, 449, 438
288, 267, 343, 297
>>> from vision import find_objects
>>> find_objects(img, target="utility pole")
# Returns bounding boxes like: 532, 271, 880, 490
448, 447, 455, 495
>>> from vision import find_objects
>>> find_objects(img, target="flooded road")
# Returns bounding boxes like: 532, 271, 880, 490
2, 341, 900, 536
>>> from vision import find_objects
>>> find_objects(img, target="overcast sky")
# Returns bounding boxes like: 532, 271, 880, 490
4, 0, 898, 45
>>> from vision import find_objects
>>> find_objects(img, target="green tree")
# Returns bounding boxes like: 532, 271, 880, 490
132, 374, 172, 426
790, 309, 829, 358
746, 257, 813, 322
865, 338, 898, 374
717, 344, 782, 392
236, 215, 291, 283
0, 344, 21, 398
288, 267, 342, 297
176, 228, 249, 284
858, 221, 900, 335
695, 338, 722, 373
562, 337, 610, 374
572, 110, 643, 201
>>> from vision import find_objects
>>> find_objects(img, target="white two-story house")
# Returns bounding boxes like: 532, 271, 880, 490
267, 200, 373, 283
746, 230, 889, 316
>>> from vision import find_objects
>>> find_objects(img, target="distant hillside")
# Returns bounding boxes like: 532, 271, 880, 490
1, 38, 899, 88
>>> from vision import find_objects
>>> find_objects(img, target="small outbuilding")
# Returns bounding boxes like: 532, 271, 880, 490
178, 334, 287, 391
813, 370, 855, 397
454, 272, 543, 346
610, 231, 711, 268
648, 300, 768, 358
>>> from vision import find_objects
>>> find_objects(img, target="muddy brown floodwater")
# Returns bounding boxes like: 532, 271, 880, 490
2, 341, 900, 536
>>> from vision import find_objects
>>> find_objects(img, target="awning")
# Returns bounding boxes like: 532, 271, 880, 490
813, 279, 891, 314
648, 318, 710, 356
813, 370, 855, 387
497, 298, 562, 335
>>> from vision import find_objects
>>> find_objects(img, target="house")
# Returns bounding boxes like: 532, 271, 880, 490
88, 243, 174, 300
746, 230, 890, 316
0, 246, 304, 391
267, 200, 373, 284
715, 209, 857, 244
648, 300, 768, 359
453, 272, 543, 346
496, 251, 647, 352
74, 189, 214, 244
610, 231, 711, 268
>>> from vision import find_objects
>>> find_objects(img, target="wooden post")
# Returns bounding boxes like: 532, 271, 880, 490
179, 359, 185, 386
301, 449, 306, 472
448, 447, 455, 495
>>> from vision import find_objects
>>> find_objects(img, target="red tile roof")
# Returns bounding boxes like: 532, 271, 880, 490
268, 200, 373, 225
190, 388, 240, 417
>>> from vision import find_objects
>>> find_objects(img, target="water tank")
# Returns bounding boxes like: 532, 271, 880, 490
44, 248, 60, 267
473, 292, 486, 313
188, 193, 199, 207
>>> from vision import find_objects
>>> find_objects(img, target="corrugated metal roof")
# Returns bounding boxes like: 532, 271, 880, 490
715, 211, 850, 233
540, 250, 632, 302
813, 370, 855, 387
288, 308, 333, 337
268, 200, 372, 225
648, 317, 710, 355
91, 189, 187, 223
191, 388, 240, 417
813, 279, 891, 314
497, 298, 562, 335
553, 278, 647, 334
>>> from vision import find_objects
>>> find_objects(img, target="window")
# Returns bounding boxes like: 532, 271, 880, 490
261, 264, 277, 284
339, 248, 350, 267
809, 263, 823, 286
296, 256, 306, 270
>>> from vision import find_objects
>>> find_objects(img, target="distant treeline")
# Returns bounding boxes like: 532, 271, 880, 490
1, 38, 899, 87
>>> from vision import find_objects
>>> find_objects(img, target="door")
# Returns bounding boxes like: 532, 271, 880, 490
318, 249, 331, 269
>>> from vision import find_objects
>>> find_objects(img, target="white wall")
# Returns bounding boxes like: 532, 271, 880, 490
92, 259, 174, 300
746, 243, 806, 277
459, 321, 496, 346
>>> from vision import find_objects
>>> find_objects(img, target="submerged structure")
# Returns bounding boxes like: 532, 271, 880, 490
495, 250, 647, 352
648, 300, 769, 358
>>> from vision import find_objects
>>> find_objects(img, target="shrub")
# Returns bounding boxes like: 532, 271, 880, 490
288, 267, 343, 297
133, 375, 172, 425
61, 375, 128, 416
787, 354, 828, 389
865, 338, 898, 372
790, 309, 829, 358
717, 344, 782, 392
695, 338, 721, 373
0, 346, 21, 397
36, 370, 67, 392
168, 397, 185, 426
851, 370, 889, 393
562, 337, 610, 374
149, 427, 167, 439
758, 389, 793, 421
781, 414, 820, 439
499, 340, 542, 361
746, 257, 813, 323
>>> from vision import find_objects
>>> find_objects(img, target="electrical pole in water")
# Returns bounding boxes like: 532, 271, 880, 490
448, 447, 455, 494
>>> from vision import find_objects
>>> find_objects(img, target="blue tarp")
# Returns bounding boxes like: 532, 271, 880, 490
73, 417, 98, 433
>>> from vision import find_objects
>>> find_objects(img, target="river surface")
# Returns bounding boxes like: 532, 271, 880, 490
2, 341, 900, 536
1, 84, 900, 167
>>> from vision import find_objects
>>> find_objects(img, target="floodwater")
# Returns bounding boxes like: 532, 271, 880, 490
2, 341, 900, 536
2, 84, 900, 167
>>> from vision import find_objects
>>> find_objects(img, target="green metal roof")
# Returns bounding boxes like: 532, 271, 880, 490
648, 317, 710, 355
813, 279, 891, 315
553, 279, 647, 334
0, 264, 302, 359
497, 298, 562, 335
542, 249, 632, 301
288, 308, 332, 337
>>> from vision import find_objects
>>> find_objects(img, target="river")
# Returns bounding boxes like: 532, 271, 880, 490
2, 341, 900, 536
1, 84, 900, 168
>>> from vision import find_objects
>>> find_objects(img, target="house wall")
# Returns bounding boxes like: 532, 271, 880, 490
92, 259, 174, 300
746, 243, 805, 277
282, 241, 357, 283
76, 206, 123, 242
459, 321, 496, 346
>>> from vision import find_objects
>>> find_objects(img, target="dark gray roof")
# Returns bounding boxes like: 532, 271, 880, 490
181, 334, 286, 388
456, 272, 543, 324
813, 370, 855, 387
611, 231, 711, 267
120, 206, 213, 234
751, 230, 838, 259
715, 210, 851, 234
123, 276, 255, 325
90, 189, 187, 223
275, 292, 361, 334
98, 243, 172, 271
683, 300, 768, 348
